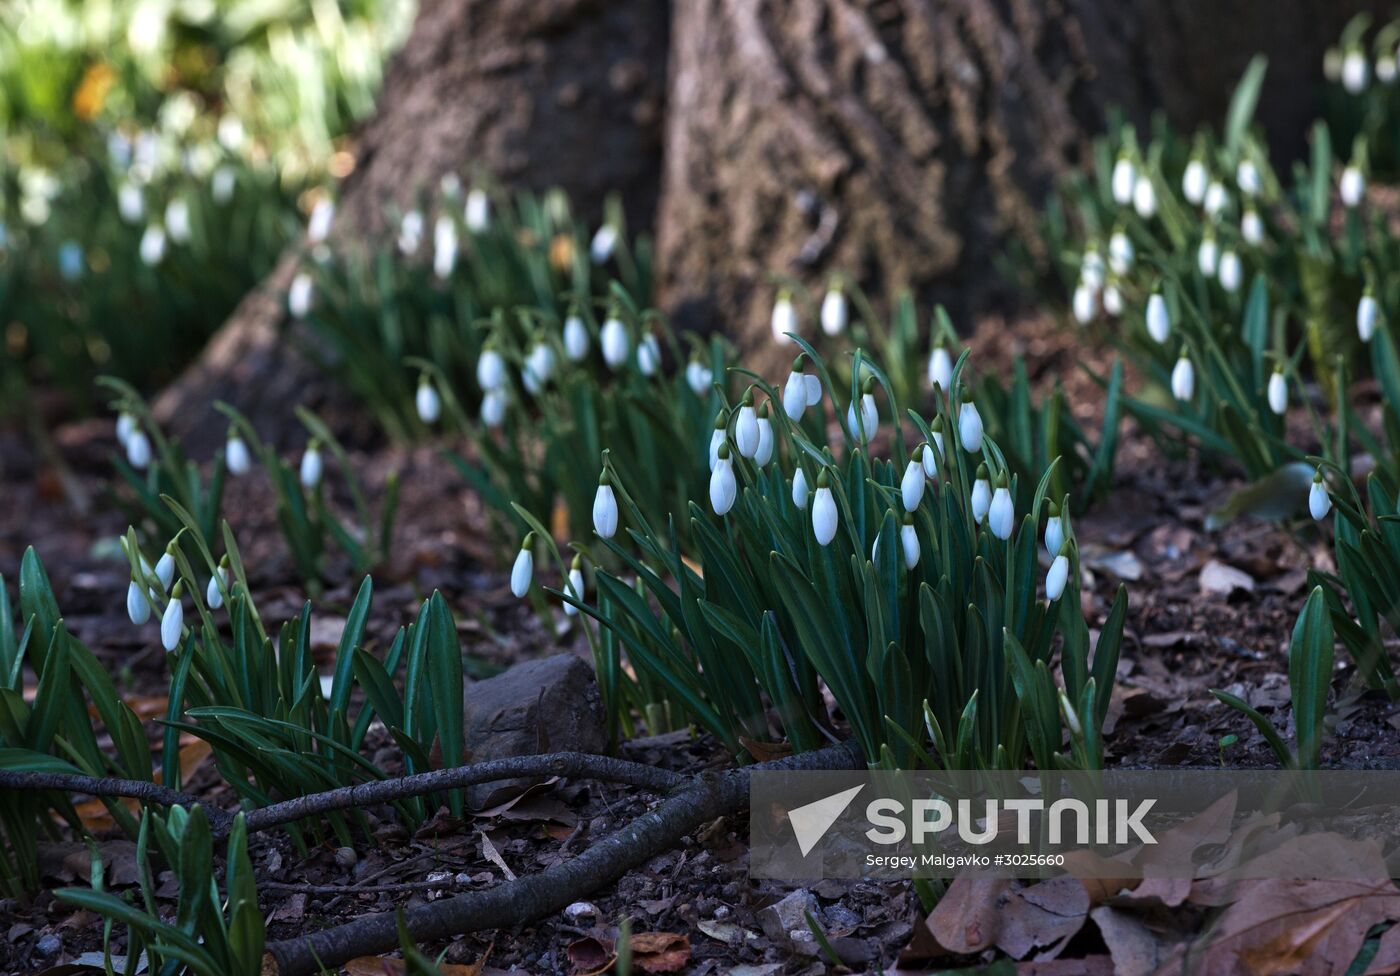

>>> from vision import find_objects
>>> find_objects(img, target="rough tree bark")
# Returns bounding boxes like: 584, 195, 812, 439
156, 0, 1380, 438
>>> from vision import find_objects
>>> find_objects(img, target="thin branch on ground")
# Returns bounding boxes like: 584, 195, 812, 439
0, 771, 200, 810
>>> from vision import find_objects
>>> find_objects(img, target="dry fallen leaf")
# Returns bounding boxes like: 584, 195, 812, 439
343, 956, 486, 976
566, 935, 615, 975
995, 876, 1089, 960
630, 932, 691, 973
927, 878, 1009, 954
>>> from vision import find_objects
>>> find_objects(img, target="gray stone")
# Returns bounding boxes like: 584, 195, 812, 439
758, 889, 818, 948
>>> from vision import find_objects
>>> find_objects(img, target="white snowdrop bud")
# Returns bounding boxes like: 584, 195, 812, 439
126, 580, 151, 625
139, 223, 166, 266
1236, 159, 1261, 197
735, 391, 760, 457
206, 561, 229, 610
118, 182, 144, 223
155, 548, 176, 592
165, 198, 191, 243
1103, 283, 1123, 317
1044, 503, 1065, 558
970, 464, 991, 525
792, 467, 810, 509
1146, 291, 1170, 344
477, 348, 506, 391
511, 534, 535, 598
116, 411, 136, 447
1072, 282, 1095, 324
987, 473, 1014, 540
957, 389, 983, 453
592, 473, 619, 538
771, 291, 798, 344
1267, 368, 1288, 415
1171, 351, 1195, 402
161, 584, 185, 651
637, 333, 661, 377
754, 405, 774, 466
225, 432, 251, 475
846, 379, 878, 442
925, 419, 945, 473
1203, 181, 1227, 219
710, 444, 738, 515
1133, 174, 1157, 218
1309, 469, 1332, 522
709, 412, 727, 471
398, 210, 424, 255
1080, 248, 1105, 291
900, 516, 920, 570
1343, 49, 1369, 94
564, 314, 590, 362
601, 315, 629, 370
481, 389, 507, 428
288, 272, 313, 318
564, 557, 584, 617
1378, 55, 1397, 83
1111, 155, 1136, 205
416, 375, 442, 423
1340, 166, 1366, 208
1218, 250, 1242, 293
1197, 234, 1219, 276
686, 359, 713, 396
1108, 230, 1134, 275
820, 285, 848, 336
465, 189, 490, 231
433, 215, 458, 278
901, 448, 926, 513
1242, 208, 1263, 246
928, 346, 953, 393
1182, 158, 1207, 205
812, 471, 838, 546
126, 429, 152, 469
300, 442, 323, 489
1358, 291, 1378, 343
1046, 550, 1070, 601
307, 198, 335, 244
522, 341, 555, 395
590, 224, 618, 264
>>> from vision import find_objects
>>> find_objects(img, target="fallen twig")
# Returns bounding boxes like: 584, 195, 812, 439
0, 771, 200, 810
264, 739, 864, 976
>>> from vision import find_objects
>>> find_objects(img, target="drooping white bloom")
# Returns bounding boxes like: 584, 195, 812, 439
126, 430, 152, 469
1080, 248, 1105, 291
398, 210, 424, 255
118, 182, 144, 223
987, 476, 1014, 540
1197, 235, 1219, 276
126, 580, 151, 625
709, 414, 727, 471
1044, 505, 1065, 558
686, 359, 713, 396
139, 223, 166, 266
820, 287, 848, 336
1379, 56, 1398, 84
812, 472, 838, 546
1133, 174, 1157, 218
433, 215, 458, 278
116, 411, 136, 446
1072, 282, 1095, 324
1171, 353, 1195, 402
1267, 369, 1288, 415
161, 587, 184, 651
522, 341, 556, 395
792, 467, 810, 509
900, 519, 920, 570
1203, 181, 1227, 219
601, 316, 629, 370
300, 443, 323, 489
165, 198, 191, 243
465, 189, 490, 231
288, 272, 313, 318
1242, 208, 1263, 245
1342, 49, 1369, 94
564, 560, 584, 617
477, 348, 506, 391
481, 389, 507, 427
416, 376, 442, 423
590, 224, 618, 264
925, 419, 945, 472
1146, 291, 1170, 344
637, 333, 661, 377
901, 451, 926, 513
710, 445, 737, 515
211, 166, 236, 205
970, 465, 991, 524
1108, 230, 1134, 275
928, 346, 953, 392
1111, 155, 1136, 205
1358, 291, 1378, 343
771, 292, 798, 344
564, 315, 590, 362
1340, 166, 1366, 208
510, 536, 534, 597
206, 563, 229, 610
1183, 158, 1208, 205
592, 476, 619, 538
1103, 283, 1123, 317
735, 394, 760, 458
1046, 552, 1070, 601
1218, 250, 1242, 292
307, 198, 335, 244
1309, 470, 1332, 522
957, 393, 983, 453
222, 431, 250, 474
754, 407, 774, 466
1236, 159, 1261, 197
846, 387, 878, 442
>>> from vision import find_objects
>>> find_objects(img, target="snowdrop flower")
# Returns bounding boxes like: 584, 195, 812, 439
593, 471, 619, 538
1236, 158, 1261, 197
398, 210, 424, 255
927, 345, 953, 393
970, 464, 991, 525
846, 379, 878, 442
465, 189, 490, 232
206, 558, 229, 610
1044, 502, 1065, 558
563, 556, 584, 616
685, 359, 713, 396
820, 283, 848, 336
637, 332, 661, 377
211, 165, 236, 205
1218, 250, 1242, 293
1358, 289, 1378, 343
1046, 546, 1071, 602
1342, 48, 1369, 94
1072, 282, 1095, 324
735, 390, 760, 457
1111, 154, 1136, 206
118, 182, 144, 223
126, 429, 152, 469
711, 443, 738, 515
1171, 351, 1195, 402
1103, 283, 1123, 317
754, 403, 775, 466
901, 447, 926, 513
1197, 233, 1219, 277
416, 375, 442, 423
601, 314, 629, 370
1309, 469, 1332, 522
771, 290, 798, 344
1146, 291, 1170, 344
510, 534, 535, 598
1340, 164, 1366, 209
1108, 230, 1134, 275
225, 431, 251, 475
1267, 367, 1288, 416
1080, 246, 1105, 291
300, 441, 323, 489
126, 579, 151, 625
812, 470, 838, 546
307, 198, 335, 244
139, 223, 166, 266
477, 347, 506, 391
987, 472, 1014, 540
782, 358, 822, 421
792, 467, 810, 509
161, 583, 185, 651
1378, 55, 1397, 84
1182, 156, 1207, 205
1203, 181, 1227, 220
1242, 208, 1263, 246
1133, 174, 1157, 218
165, 198, 191, 243
522, 339, 556, 395
116, 411, 137, 447
481, 389, 507, 427
590, 224, 618, 264
288, 272, 313, 318
709, 411, 727, 470
925, 418, 945, 471
900, 515, 920, 570
564, 313, 590, 362
957, 389, 983, 454
433, 215, 459, 278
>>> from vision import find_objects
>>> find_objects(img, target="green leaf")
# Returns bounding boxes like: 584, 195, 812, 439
1289, 586, 1334, 770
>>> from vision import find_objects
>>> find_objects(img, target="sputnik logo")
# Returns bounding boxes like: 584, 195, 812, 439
787, 785, 864, 856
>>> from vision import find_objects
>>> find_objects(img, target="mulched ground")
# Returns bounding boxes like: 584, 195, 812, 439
3, 313, 1398, 974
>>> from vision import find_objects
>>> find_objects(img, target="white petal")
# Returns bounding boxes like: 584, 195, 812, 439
710, 459, 737, 515
510, 548, 534, 598
988, 487, 1014, 540
792, 468, 810, 509
155, 553, 175, 592
971, 479, 990, 524
1046, 555, 1070, 601
736, 406, 759, 457
901, 461, 925, 513
813, 487, 838, 546
1309, 481, 1332, 522
592, 485, 619, 538
226, 437, 251, 476
160, 598, 184, 651
900, 524, 920, 570
755, 419, 774, 466
126, 580, 151, 625
958, 403, 984, 453
564, 569, 584, 616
